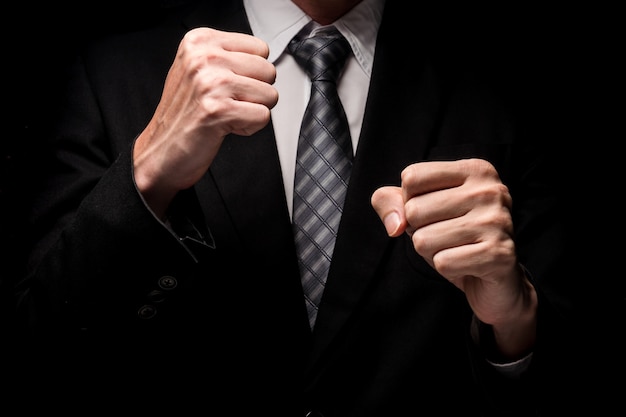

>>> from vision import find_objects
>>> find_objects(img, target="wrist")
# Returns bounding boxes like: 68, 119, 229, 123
473, 264, 538, 362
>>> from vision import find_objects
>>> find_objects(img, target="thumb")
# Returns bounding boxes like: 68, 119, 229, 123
370, 186, 407, 237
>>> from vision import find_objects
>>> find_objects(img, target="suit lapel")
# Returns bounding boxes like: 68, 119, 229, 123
196, 121, 312, 327
184, 0, 299, 272
184, 1, 310, 329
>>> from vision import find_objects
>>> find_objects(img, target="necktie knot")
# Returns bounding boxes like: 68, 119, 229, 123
288, 28, 351, 83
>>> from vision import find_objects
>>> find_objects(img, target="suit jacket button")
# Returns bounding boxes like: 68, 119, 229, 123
147, 289, 166, 303
158, 275, 178, 290
137, 304, 157, 319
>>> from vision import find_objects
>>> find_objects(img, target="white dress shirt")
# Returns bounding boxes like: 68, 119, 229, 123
243, 0, 385, 218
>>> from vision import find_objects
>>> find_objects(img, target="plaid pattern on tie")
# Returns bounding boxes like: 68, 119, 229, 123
288, 28, 353, 329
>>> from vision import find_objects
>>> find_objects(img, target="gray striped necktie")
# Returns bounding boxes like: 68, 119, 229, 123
288, 28, 353, 329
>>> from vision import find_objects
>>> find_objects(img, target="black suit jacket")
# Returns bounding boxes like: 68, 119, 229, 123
13, 1, 582, 415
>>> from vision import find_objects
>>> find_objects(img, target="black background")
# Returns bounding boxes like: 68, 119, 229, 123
1, 1, 622, 407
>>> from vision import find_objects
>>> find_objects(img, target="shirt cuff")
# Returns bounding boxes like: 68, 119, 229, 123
471, 314, 533, 379
487, 351, 533, 378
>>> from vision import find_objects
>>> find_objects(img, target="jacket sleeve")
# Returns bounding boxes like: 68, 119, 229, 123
14, 52, 212, 338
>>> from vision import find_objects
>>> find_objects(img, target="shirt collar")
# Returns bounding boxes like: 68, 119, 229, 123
244, 0, 385, 76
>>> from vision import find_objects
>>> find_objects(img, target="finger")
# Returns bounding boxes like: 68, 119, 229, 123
187, 27, 271, 59
371, 186, 407, 237
223, 100, 273, 136
400, 160, 467, 200
192, 47, 276, 85
203, 29, 275, 82
401, 158, 498, 200
181, 28, 276, 84
402, 160, 511, 231
410, 202, 514, 264
430, 237, 517, 284
214, 29, 271, 59
196, 68, 278, 107
229, 73, 279, 108
227, 52, 277, 84
403, 182, 511, 231
198, 93, 272, 137
410, 215, 481, 261
403, 186, 470, 231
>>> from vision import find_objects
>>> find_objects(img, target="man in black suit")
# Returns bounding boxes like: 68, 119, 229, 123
12, 0, 592, 415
